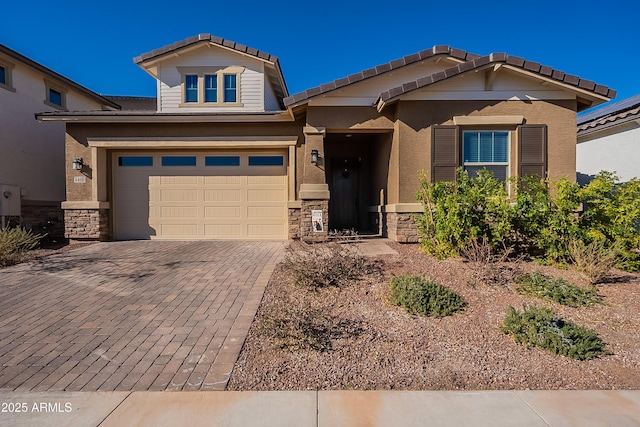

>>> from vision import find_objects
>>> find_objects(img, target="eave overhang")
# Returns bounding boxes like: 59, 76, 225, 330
283, 45, 480, 110
375, 53, 615, 113
35, 110, 295, 124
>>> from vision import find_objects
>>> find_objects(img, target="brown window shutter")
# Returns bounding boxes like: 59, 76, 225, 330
431, 125, 459, 182
518, 124, 547, 179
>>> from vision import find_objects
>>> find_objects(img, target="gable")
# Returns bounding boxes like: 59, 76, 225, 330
376, 54, 615, 112
135, 34, 288, 112
400, 66, 573, 102
306, 57, 465, 107
156, 44, 270, 112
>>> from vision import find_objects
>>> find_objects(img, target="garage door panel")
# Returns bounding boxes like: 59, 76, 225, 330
247, 189, 286, 202
204, 189, 242, 202
204, 224, 242, 237
247, 206, 285, 218
204, 176, 242, 185
159, 189, 199, 202
247, 224, 286, 238
160, 176, 200, 185
114, 151, 287, 240
160, 206, 198, 218
160, 224, 199, 238
247, 175, 286, 185
204, 206, 242, 218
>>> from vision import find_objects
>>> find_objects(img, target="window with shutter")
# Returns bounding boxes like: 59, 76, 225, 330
462, 131, 510, 181
518, 125, 547, 179
431, 126, 459, 182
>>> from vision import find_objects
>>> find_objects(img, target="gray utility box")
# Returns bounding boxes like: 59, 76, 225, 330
0, 184, 21, 216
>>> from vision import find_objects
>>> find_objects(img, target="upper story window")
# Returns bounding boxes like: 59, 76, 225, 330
0, 58, 15, 92
185, 75, 198, 103
204, 74, 217, 102
462, 131, 509, 180
49, 88, 63, 106
178, 66, 243, 106
44, 80, 67, 109
223, 74, 237, 103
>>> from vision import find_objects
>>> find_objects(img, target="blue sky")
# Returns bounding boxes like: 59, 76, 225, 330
2, 0, 638, 110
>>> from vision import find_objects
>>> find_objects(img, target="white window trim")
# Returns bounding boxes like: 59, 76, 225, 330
462, 130, 511, 181
0, 58, 16, 92
178, 66, 244, 107
44, 79, 67, 110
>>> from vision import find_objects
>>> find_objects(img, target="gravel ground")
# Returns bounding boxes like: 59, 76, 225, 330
228, 241, 640, 391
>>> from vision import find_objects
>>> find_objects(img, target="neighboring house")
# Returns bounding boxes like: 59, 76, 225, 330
37, 34, 614, 242
0, 43, 119, 235
577, 94, 640, 184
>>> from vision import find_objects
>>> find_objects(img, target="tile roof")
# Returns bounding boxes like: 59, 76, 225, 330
376, 53, 616, 110
283, 45, 480, 107
577, 99, 640, 135
577, 94, 640, 125
134, 33, 280, 64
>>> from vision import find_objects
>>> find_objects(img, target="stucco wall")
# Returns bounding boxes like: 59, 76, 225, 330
305, 99, 577, 204
0, 52, 106, 205
64, 121, 305, 203
577, 123, 640, 183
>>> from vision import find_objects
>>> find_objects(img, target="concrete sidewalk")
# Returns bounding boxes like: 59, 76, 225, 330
1, 390, 638, 426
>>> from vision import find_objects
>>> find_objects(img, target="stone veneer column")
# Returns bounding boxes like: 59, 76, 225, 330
61, 202, 110, 241
383, 203, 422, 243
299, 126, 330, 241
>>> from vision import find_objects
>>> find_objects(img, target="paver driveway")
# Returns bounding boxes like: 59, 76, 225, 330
0, 241, 285, 391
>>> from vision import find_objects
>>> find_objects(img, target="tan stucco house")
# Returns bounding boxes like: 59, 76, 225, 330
0, 43, 118, 235
37, 34, 615, 242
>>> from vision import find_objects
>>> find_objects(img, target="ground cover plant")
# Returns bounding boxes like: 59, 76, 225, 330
501, 305, 610, 360
389, 275, 465, 317
515, 271, 601, 307
0, 226, 43, 267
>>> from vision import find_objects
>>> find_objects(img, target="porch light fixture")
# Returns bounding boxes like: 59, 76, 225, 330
72, 157, 83, 170
310, 149, 319, 164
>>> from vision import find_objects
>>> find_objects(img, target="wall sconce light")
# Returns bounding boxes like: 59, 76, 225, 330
310, 149, 319, 164
72, 158, 83, 170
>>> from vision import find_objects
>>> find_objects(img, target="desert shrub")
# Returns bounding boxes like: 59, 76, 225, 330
568, 238, 620, 284
259, 305, 334, 351
501, 305, 609, 360
0, 227, 43, 267
460, 237, 516, 286
416, 169, 513, 258
515, 271, 601, 307
283, 238, 368, 288
389, 275, 465, 317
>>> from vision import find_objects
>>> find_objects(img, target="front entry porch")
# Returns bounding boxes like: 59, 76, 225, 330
324, 132, 390, 234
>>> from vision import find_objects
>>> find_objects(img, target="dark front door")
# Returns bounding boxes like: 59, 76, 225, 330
330, 158, 360, 230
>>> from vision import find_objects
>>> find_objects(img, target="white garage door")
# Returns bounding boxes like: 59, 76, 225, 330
113, 151, 288, 240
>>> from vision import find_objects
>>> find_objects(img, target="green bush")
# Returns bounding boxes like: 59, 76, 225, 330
389, 275, 465, 317
576, 172, 640, 271
0, 227, 43, 267
515, 271, 601, 307
416, 169, 513, 258
501, 305, 610, 360
415, 169, 640, 271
